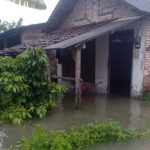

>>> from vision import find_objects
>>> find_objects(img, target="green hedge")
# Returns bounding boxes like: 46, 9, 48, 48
142, 93, 150, 101
8, 120, 149, 150
0, 48, 67, 124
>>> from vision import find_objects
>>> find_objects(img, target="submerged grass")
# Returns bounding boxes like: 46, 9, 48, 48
142, 93, 150, 101
8, 120, 149, 150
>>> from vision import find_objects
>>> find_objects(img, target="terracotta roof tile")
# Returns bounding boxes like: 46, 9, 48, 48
0, 19, 115, 56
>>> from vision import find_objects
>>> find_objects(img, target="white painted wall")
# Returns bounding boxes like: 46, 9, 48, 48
21, 28, 45, 43
94, 20, 146, 97
95, 34, 109, 94
110, 20, 146, 97
131, 20, 146, 97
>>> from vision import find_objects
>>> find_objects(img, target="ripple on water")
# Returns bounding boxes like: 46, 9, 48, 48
1, 94, 150, 150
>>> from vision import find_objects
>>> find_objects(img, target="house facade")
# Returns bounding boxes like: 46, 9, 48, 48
1, 0, 150, 98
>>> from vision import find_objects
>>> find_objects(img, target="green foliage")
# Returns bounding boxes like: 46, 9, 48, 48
7, 0, 47, 10
50, 82, 68, 100
142, 93, 150, 101
1, 105, 32, 125
18, 48, 51, 104
0, 48, 67, 124
0, 72, 29, 107
8, 120, 149, 150
0, 18, 23, 33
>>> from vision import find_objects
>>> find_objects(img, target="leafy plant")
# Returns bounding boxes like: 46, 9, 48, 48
0, 72, 29, 107
0, 18, 23, 33
50, 82, 68, 100
142, 93, 150, 101
0, 48, 67, 124
7, 120, 149, 150
2, 105, 32, 125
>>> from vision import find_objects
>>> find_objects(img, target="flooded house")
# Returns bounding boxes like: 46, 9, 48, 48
0, 0, 150, 103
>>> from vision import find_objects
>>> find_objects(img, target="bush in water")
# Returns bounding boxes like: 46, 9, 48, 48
142, 93, 150, 101
0, 48, 67, 124
8, 120, 149, 150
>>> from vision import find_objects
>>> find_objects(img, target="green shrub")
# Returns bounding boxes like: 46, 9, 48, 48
0, 72, 29, 107
142, 93, 150, 101
0, 48, 67, 124
1, 105, 32, 125
8, 120, 149, 150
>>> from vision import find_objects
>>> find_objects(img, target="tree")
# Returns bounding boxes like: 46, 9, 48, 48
0, 18, 23, 33
0, 48, 67, 124
6, 0, 47, 10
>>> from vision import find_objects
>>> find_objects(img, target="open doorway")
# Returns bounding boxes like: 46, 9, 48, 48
109, 30, 134, 96
81, 39, 95, 83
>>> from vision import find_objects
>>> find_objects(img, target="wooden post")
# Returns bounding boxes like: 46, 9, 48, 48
46, 50, 51, 81
51, 75, 83, 81
75, 47, 81, 108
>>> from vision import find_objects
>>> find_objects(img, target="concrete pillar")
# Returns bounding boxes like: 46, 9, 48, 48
131, 20, 146, 97
95, 34, 109, 94
56, 49, 63, 84
57, 61, 62, 84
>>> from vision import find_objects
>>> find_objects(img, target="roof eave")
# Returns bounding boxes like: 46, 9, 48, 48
124, 0, 150, 14
43, 0, 78, 32
45, 16, 141, 50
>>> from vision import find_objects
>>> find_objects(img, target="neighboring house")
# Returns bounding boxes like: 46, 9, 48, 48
0, 23, 45, 56
0, 0, 150, 98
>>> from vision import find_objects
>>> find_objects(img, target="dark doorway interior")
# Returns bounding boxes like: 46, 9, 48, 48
81, 39, 95, 83
62, 50, 75, 78
109, 30, 134, 96
61, 39, 95, 83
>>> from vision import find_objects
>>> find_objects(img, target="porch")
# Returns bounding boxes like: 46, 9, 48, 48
45, 17, 146, 107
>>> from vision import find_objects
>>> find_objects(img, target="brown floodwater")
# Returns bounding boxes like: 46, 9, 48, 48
1, 94, 150, 150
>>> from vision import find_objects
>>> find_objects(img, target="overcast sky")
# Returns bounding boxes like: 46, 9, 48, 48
0, 0, 59, 25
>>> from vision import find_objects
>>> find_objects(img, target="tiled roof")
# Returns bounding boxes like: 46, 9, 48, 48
44, 0, 150, 32
124, 0, 150, 13
0, 19, 115, 56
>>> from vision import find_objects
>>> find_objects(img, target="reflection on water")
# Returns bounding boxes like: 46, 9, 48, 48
0, 130, 6, 150
1, 94, 150, 149
129, 99, 142, 128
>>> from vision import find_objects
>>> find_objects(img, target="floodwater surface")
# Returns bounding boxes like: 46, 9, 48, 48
1, 94, 150, 150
